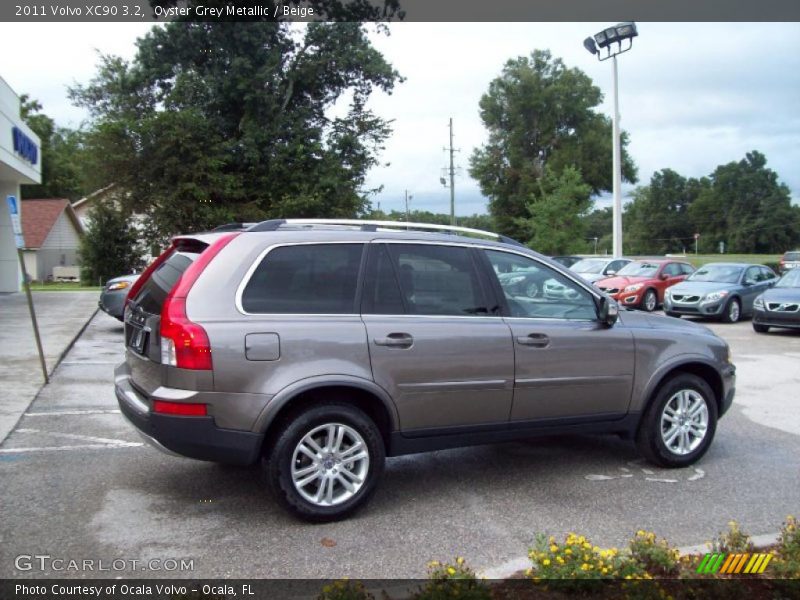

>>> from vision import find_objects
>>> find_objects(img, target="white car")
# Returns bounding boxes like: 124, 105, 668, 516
570, 257, 632, 283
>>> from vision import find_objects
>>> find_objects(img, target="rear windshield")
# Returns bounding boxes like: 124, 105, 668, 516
785, 252, 800, 261
132, 250, 200, 315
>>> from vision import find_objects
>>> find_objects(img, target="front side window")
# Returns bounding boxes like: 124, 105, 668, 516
662, 263, 682, 277
485, 250, 596, 320
241, 244, 363, 314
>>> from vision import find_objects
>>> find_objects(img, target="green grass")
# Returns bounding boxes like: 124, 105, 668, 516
29, 282, 101, 292
676, 254, 781, 268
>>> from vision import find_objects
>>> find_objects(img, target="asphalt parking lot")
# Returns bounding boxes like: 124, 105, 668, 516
1, 310, 798, 579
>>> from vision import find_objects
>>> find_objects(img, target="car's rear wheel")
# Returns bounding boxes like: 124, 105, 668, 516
636, 373, 717, 468
265, 403, 384, 522
721, 297, 741, 323
753, 323, 770, 333
642, 289, 658, 312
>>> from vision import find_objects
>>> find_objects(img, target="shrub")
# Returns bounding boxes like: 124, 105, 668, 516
318, 579, 373, 600
415, 557, 491, 600
628, 530, 681, 577
78, 199, 144, 285
773, 515, 800, 578
711, 521, 754, 554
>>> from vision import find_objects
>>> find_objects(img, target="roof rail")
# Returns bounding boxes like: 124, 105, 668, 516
247, 218, 526, 247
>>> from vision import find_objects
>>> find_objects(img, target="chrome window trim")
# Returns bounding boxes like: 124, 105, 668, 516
234, 238, 603, 321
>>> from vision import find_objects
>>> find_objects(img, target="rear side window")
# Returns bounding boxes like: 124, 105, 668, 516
133, 251, 198, 315
363, 243, 487, 316
241, 244, 364, 314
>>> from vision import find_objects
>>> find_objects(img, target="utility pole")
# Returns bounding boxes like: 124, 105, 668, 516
447, 118, 456, 226
404, 190, 413, 223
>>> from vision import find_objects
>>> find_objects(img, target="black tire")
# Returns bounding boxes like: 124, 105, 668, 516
641, 289, 658, 312
636, 373, 718, 468
264, 403, 384, 522
753, 323, 770, 333
721, 297, 741, 323
665, 311, 681, 318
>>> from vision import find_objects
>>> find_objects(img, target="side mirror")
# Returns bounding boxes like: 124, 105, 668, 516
598, 296, 619, 327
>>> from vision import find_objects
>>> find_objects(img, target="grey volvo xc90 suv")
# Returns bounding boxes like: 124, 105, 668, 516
116, 219, 735, 521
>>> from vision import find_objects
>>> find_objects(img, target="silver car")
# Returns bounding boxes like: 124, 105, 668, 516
116, 219, 735, 521
570, 257, 632, 283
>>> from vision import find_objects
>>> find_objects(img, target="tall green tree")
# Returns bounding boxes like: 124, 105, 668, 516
19, 96, 87, 201
517, 166, 593, 255
624, 169, 709, 254
79, 200, 144, 284
70, 21, 402, 246
688, 151, 798, 253
469, 50, 637, 240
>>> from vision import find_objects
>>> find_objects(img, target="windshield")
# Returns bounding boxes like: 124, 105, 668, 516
776, 269, 800, 288
617, 261, 660, 277
784, 252, 800, 261
571, 259, 608, 274
687, 265, 743, 284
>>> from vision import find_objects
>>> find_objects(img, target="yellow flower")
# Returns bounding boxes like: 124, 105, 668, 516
556, 556, 564, 564
542, 559, 551, 566
447, 567, 456, 575
550, 545, 558, 552
456, 557, 465, 565
602, 568, 608, 574
429, 560, 440, 568
565, 549, 572, 555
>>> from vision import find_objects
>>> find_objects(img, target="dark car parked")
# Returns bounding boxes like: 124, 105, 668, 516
99, 274, 139, 321
664, 263, 778, 323
753, 268, 800, 333
550, 255, 582, 268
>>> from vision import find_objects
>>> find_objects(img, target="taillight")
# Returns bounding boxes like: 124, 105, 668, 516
124, 245, 176, 312
159, 233, 239, 370
153, 400, 207, 416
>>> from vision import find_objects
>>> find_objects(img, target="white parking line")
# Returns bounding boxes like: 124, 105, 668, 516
25, 410, 121, 417
15, 428, 141, 447
0, 444, 143, 454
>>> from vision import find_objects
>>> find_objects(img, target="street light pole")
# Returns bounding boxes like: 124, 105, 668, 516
611, 55, 623, 258
583, 22, 638, 259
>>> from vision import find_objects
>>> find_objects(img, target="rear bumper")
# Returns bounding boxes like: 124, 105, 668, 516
115, 364, 264, 465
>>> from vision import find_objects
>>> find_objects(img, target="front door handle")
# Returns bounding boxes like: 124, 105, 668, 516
516, 333, 550, 348
374, 333, 414, 348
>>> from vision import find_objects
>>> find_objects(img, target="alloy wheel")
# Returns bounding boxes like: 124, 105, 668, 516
659, 389, 709, 455
291, 423, 370, 507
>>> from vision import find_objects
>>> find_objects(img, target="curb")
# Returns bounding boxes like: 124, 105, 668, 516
0, 307, 99, 446
479, 531, 783, 580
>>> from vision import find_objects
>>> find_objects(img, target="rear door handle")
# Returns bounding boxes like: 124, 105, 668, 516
516, 333, 550, 348
373, 333, 414, 348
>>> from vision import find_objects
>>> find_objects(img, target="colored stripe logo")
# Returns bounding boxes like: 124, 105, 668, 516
697, 553, 772, 574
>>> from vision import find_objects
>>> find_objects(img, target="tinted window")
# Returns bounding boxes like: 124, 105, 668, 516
681, 263, 695, 275
759, 267, 777, 281
485, 250, 596, 320
663, 263, 682, 277
242, 244, 363, 314
134, 251, 197, 315
364, 244, 487, 316
744, 267, 759, 284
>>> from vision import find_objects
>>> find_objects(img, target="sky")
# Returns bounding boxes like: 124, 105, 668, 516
1, 21, 798, 217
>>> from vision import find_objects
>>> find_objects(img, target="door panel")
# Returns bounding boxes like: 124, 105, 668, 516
361, 243, 514, 432
363, 316, 514, 430
482, 249, 635, 422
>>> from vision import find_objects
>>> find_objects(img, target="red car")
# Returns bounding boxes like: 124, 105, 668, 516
596, 259, 695, 311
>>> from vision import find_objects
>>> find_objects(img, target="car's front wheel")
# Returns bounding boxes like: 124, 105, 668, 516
721, 298, 741, 323
265, 403, 385, 522
642, 289, 658, 312
636, 373, 718, 468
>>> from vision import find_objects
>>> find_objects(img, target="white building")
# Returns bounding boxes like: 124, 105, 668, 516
0, 76, 42, 292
